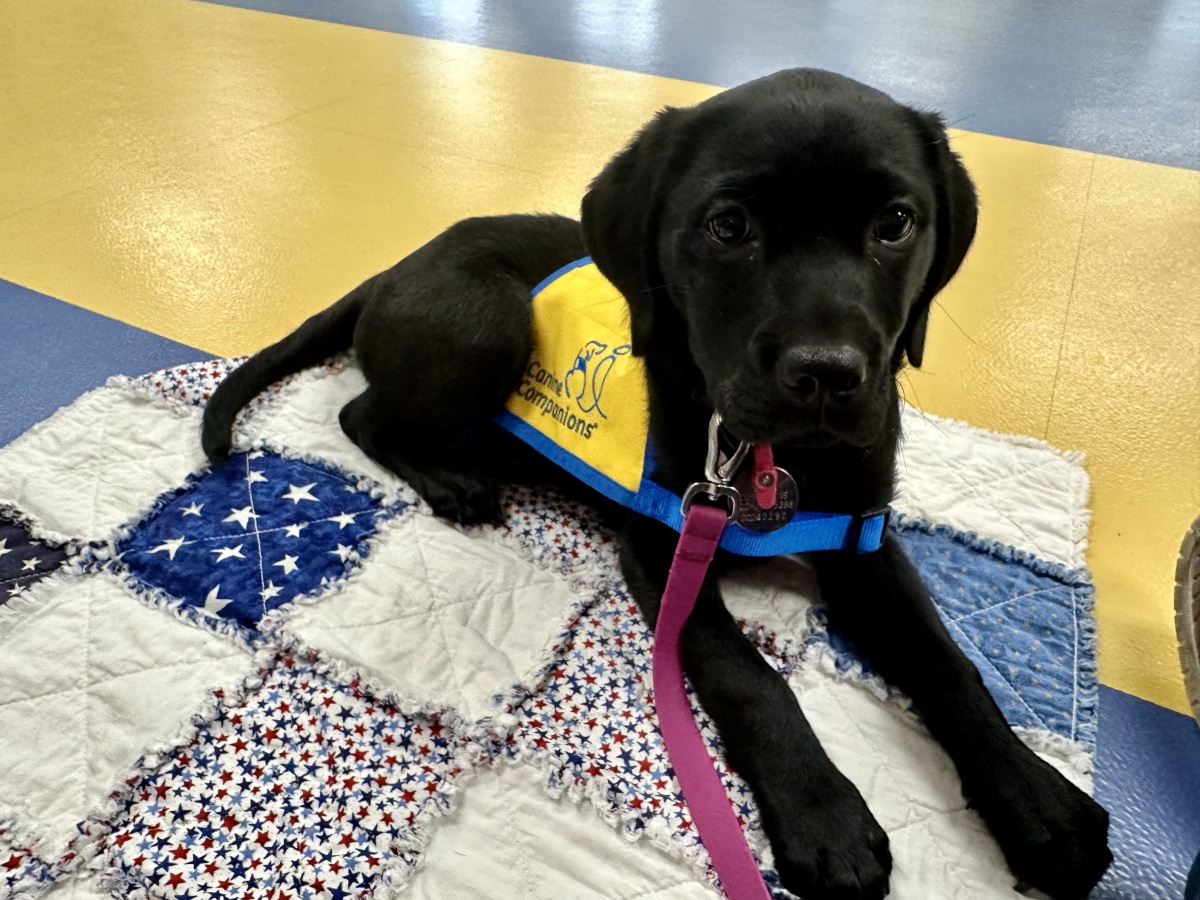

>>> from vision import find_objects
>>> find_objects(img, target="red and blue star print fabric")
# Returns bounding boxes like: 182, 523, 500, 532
89, 651, 478, 900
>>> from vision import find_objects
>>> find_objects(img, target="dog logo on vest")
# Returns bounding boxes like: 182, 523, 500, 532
565, 341, 631, 419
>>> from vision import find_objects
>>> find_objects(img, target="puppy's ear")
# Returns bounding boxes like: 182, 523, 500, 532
904, 112, 979, 368
581, 107, 686, 356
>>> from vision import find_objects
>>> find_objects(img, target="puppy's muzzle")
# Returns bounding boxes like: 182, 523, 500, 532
777, 344, 867, 405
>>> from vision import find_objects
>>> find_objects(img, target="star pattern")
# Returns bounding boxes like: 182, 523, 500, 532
127, 358, 249, 410
223, 506, 259, 530
127, 356, 348, 412
273, 555, 299, 575
281, 483, 318, 504
98, 651, 474, 899
118, 452, 401, 633
202, 585, 232, 615
497, 484, 620, 578
0, 825, 53, 896
211, 545, 245, 563
489, 486, 783, 879
0, 518, 69, 605
149, 536, 187, 560
503, 578, 790, 873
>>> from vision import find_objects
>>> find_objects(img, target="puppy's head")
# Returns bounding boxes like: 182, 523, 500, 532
581, 68, 977, 449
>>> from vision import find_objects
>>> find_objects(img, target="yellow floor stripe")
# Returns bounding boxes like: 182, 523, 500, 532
1046, 156, 1200, 714
1, 0, 1196, 712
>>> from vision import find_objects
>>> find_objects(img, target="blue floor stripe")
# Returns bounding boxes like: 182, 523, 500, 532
0, 280, 206, 446
203, 0, 1199, 169
1093, 685, 1200, 899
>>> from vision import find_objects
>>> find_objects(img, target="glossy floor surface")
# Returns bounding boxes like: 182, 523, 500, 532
220, 0, 1200, 169
1, 0, 1197, 895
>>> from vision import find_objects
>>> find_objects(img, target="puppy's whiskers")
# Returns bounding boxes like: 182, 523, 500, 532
933, 299, 975, 344
899, 371, 949, 439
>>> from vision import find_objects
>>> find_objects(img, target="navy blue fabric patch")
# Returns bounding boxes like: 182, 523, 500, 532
0, 518, 69, 605
118, 451, 394, 632
815, 521, 1096, 748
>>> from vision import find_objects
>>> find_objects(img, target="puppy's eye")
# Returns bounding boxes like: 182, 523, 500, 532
873, 205, 915, 244
707, 209, 752, 245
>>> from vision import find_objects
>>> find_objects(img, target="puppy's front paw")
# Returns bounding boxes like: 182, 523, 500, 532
970, 756, 1111, 900
772, 792, 891, 900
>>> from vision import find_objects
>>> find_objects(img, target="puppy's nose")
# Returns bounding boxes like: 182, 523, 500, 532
778, 344, 867, 402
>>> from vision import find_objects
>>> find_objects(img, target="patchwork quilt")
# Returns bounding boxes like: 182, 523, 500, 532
0, 356, 1097, 899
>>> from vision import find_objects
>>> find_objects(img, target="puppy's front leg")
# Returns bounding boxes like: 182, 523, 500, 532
621, 515, 891, 900
814, 534, 1112, 900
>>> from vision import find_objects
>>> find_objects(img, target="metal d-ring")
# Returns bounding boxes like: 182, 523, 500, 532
681, 481, 741, 519
681, 412, 751, 520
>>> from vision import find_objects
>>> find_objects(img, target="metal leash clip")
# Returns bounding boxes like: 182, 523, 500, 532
680, 413, 750, 519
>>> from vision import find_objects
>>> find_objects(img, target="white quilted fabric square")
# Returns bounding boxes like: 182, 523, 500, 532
790, 661, 1086, 899
0, 387, 207, 544
0, 571, 252, 856
282, 513, 579, 722
399, 764, 719, 899
236, 365, 414, 497
895, 406, 1089, 569
721, 555, 820, 644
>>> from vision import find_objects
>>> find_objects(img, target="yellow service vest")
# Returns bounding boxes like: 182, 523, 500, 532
501, 259, 649, 494
492, 259, 887, 556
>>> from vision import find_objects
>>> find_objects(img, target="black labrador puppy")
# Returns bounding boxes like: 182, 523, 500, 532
202, 69, 1111, 900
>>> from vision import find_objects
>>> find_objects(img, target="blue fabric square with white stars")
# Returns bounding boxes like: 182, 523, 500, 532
0, 518, 69, 605
118, 451, 396, 632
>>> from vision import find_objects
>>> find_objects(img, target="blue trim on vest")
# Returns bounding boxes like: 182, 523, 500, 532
494, 409, 639, 509
530, 255, 595, 298
495, 257, 888, 556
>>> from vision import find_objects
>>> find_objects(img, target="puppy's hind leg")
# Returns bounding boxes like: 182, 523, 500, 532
339, 223, 561, 523
338, 389, 507, 526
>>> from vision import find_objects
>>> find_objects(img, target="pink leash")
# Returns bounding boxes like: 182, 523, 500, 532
651, 448, 776, 900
